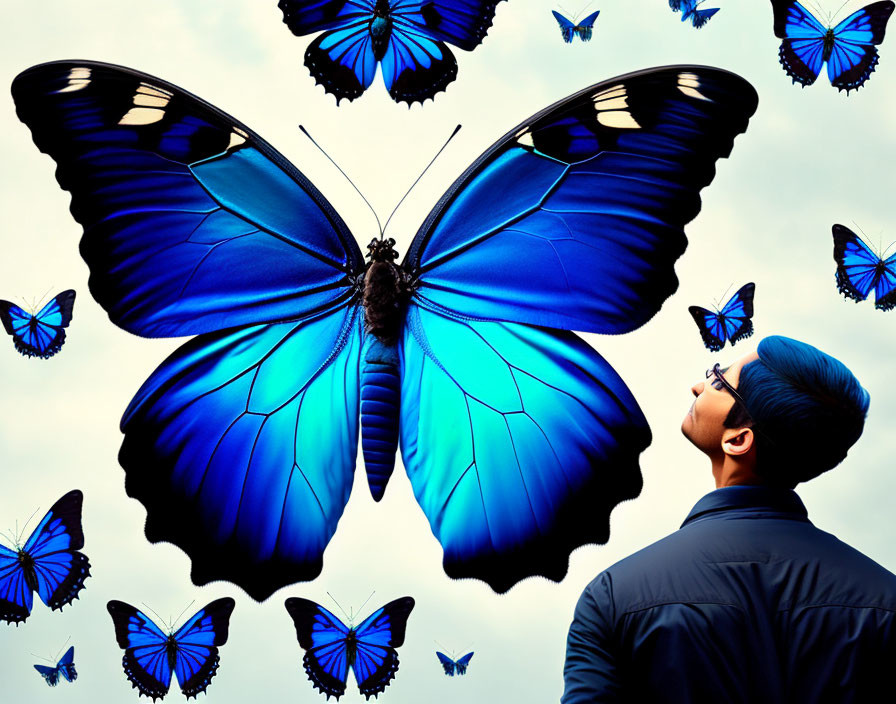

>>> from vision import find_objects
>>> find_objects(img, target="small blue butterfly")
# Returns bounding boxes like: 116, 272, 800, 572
34, 646, 77, 687
436, 650, 474, 676
278, 0, 505, 104
670, 0, 719, 28
285, 596, 414, 700
771, 0, 894, 92
688, 283, 756, 352
832, 224, 896, 310
0, 290, 75, 358
106, 598, 236, 701
551, 9, 600, 42
0, 490, 90, 625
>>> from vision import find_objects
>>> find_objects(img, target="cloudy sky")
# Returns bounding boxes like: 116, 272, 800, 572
1, 0, 895, 701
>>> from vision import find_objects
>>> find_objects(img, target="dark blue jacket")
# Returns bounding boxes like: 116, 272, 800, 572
562, 486, 896, 703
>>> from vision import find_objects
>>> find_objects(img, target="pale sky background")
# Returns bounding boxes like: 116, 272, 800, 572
1, 0, 895, 702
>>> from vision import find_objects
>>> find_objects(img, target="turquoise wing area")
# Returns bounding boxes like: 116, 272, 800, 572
399, 303, 650, 592
119, 306, 364, 601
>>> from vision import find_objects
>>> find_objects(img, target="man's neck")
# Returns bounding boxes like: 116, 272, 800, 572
713, 458, 766, 488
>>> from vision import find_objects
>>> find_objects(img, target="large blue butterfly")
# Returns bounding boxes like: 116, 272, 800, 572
771, 0, 895, 92
0, 490, 90, 625
833, 224, 896, 310
285, 596, 414, 699
669, 0, 719, 28
34, 646, 77, 687
12, 61, 757, 601
688, 282, 756, 352
278, 0, 504, 104
436, 650, 473, 676
0, 290, 75, 358
107, 598, 236, 701
551, 9, 600, 42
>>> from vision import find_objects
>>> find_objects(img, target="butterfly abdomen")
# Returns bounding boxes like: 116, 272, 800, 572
361, 337, 401, 502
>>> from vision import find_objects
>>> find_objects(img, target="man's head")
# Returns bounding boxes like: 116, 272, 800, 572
682, 336, 870, 488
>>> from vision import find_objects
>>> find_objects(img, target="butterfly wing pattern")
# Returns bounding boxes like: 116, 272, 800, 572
771, 0, 894, 92
13, 61, 757, 600
552, 11, 577, 42
833, 224, 896, 310
454, 651, 474, 675
436, 651, 456, 675
285, 596, 414, 699
107, 598, 235, 701
278, 0, 505, 104
688, 283, 756, 352
670, 0, 719, 28
0, 290, 75, 358
0, 490, 90, 624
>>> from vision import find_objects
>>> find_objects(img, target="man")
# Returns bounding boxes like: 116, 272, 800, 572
562, 335, 896, 703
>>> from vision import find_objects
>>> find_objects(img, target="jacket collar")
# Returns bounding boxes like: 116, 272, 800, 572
681, 485, 810, 528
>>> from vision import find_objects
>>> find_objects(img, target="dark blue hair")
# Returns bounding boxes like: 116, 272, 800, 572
725, 336, 870, 487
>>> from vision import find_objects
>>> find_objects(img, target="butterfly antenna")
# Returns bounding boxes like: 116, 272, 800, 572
381, 125, 462, 238
31, 652, 55, 665
574, 1, 593, 21
141, 602, 170, 632
53, 636, 72, 663
299, 125, 384, 238
18, 505, 42, 546
172, 600, 196, 631
356, 590, 376, 617
712, 283, 734, 312
327, 592, 353, 624
828, 0, 850, 24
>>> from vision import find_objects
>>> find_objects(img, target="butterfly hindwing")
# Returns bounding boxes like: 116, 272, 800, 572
0, 290, 75, 358
400, 303, 650, 590
833, 224, 896, 310
12, 62, 363, 339
285, 597, 414, 699
688, 283, 755, 351
107, 598, 234, 700
119, 307, 364, 601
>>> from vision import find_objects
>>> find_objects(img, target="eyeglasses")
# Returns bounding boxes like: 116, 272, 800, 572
706, 363, 752, 420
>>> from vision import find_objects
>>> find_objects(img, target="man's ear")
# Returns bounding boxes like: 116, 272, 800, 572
721, 426, 754, 457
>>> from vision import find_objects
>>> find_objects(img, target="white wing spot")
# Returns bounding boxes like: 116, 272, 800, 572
53, 67, 91, 94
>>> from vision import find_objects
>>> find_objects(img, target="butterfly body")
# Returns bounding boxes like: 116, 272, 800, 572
771, 0, 894, 92
279, 0, 504, 104
13, 61, 757, 600
0, 490, 90, 624
34, 646, 77, 686
0, 289, 75, 358
688, 283, 756, 352
832, 224, 896, 310
107, 598, 235, 701
286, 596, 414, 699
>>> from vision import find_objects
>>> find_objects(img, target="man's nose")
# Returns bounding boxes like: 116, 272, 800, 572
691, 381, 703, 397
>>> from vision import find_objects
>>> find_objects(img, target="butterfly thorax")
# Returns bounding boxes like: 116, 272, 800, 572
363, 237, 410, 346
822, 28, 836, 60
370, 0, 394, 60
345, 630, 358, 666
165, 636, 179, 670
17, 549, 38, 590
